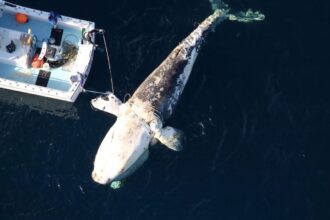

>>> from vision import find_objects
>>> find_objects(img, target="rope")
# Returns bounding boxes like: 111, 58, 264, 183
80, 29, 115, 96
101, 30, 115, 94
82, 89, 109, 95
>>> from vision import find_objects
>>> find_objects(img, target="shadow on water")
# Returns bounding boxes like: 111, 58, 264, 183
0, 89, 79, 120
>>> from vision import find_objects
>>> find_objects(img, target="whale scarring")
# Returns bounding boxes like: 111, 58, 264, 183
90, 9, 232, 186
128, 10, 221, 122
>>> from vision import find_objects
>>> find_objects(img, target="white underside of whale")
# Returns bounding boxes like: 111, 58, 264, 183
91, 105, 152, 184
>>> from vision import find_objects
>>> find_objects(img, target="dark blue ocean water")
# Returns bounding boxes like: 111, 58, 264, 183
1, 0, 330, 219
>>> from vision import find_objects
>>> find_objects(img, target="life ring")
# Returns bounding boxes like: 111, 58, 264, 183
16, 13, 29, 24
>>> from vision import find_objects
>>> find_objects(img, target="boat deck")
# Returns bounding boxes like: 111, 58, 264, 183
0, 8, 83, 92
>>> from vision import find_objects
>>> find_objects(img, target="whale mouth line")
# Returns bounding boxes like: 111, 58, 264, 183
90, 102, 98, 111
90, 99, 106, 112
90, 99, 105, 112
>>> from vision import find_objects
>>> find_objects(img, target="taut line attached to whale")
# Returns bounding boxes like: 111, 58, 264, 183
90, 3, 264, 188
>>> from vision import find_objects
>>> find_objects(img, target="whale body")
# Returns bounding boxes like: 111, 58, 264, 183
89, 6, 264, 186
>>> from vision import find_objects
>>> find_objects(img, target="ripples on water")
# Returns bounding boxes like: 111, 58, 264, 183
1, 0, 329, 219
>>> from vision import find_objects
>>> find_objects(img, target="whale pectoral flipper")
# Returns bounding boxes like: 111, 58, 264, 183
156, 126, 185, 151
91, 92, 122, 117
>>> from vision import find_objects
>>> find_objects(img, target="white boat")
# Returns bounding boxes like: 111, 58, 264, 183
0, 0, 96, 102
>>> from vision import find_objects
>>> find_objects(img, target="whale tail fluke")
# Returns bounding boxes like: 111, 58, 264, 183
156, 127, 185, 151
208, 0, 265, 23
183, 1, 264, 50
228, 9, 265, 23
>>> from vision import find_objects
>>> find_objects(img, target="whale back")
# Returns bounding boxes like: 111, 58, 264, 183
129, 10, 225, 122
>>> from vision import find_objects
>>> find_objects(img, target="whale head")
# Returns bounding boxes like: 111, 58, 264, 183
90, 93, 122, 116
91, 112, 151, 185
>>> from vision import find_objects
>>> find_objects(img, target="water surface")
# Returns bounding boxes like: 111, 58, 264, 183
0, 0, 329, 219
